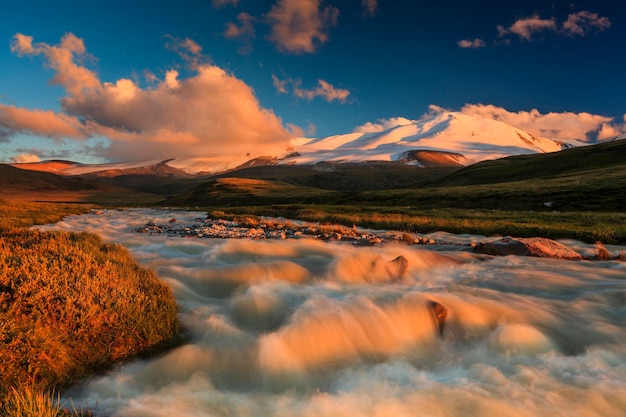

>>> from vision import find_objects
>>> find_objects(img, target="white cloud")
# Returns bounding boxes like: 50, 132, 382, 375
353, 117, 414, 133
458, 104, 624, 142
2, 33, 292, 162
457, 38, 486, 48
563, 11, 611, 36
352, 106, 625, 142
266, 0, 339, 54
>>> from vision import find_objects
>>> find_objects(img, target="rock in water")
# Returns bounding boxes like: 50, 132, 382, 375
473, 236, 582, 260
427, 301, 448, 337
384, 255, 409, 280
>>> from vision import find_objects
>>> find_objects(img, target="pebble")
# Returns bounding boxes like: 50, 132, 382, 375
131, 217, 439, 246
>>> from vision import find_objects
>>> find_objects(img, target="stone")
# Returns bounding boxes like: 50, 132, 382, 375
384, 255, 409, 280
473, 236, 582, 260
427, 300, 448, 337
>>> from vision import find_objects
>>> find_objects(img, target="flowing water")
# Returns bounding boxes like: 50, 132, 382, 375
40, 209, 626, 417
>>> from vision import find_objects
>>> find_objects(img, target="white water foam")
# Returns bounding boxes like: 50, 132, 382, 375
39, 209, 626, 417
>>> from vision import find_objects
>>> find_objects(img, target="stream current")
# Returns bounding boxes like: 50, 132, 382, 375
39, 209, 626, 417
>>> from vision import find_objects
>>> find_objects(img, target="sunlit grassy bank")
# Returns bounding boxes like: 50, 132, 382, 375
0, 202, 182, 416
208, 205, 626, 244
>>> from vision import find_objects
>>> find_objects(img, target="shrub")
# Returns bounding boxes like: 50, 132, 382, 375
0, 229, 181, 403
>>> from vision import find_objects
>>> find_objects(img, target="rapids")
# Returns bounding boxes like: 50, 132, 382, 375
39, 209, 626, 417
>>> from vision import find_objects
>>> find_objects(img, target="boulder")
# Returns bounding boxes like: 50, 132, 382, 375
384, 255, 409, 280
473, 236, 582, 260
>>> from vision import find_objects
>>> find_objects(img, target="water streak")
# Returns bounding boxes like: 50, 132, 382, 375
39, 209, 626, 417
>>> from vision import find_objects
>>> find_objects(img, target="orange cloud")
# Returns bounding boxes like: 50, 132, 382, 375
457, 38, 486, 48
0, 104, 86, 140
563, 11, 611, 36
3, 33, 292, 162
362, 0, 377, 16
212, 0, 239, 7
272, 75, 350, 103
497, 15, 557, 41
267, 0, 339, 54
497, 11, 610, 42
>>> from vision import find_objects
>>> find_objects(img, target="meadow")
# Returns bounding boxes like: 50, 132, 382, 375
0, 201, 182, 416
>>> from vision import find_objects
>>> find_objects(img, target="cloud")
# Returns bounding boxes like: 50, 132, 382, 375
497, 11, 610, 42
273, 75, 350, 103
272, 74, 289, 94
212, 0, 239, 7
352, 106, 625, 142
353, 117, 414, 133
11, 33, 100, 97
362, 0, 377, 17
457, 38, 486, 48
562, 11, 611, 36
224, 12, 256, 54
10, 153, 41, 163
224, 12, 256, 39
0, 104, 87, 139
497, 15, 557, 41
2, 33, 292, 162
267, 0, 339, 54
164, 36, 204, 66
458, 104, 624, 142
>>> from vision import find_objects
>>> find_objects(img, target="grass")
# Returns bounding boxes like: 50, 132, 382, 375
0, 201, 182, 415
208, 205, 626, 244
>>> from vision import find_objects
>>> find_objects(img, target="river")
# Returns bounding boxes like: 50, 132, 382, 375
39, 209, 626, 417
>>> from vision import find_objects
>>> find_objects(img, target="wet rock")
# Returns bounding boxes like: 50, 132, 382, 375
473, 236, 583, 260
427, 300, 448, 337
384, 255, 409, 280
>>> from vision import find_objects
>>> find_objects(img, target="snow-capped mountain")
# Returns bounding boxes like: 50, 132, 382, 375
11, 111, 575, 176
284, 111, 567, 166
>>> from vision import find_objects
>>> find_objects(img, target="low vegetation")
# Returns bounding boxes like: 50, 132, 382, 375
210, 205, 626, 244
0, 202, 182, 416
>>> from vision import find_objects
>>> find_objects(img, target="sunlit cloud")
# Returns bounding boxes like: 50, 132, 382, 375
352, 105, 625, 142
0, 104, 87, 140
1, 33, 292, 162
224, 12, 256, 39
267, 0, 339, 54
272, 74, 289, 94
212, 0, 239, 8
164, 36, 204, 67
497, 11, 610, 42
224, 12, 256, 54
353, 117, 414, 133
361, 0, 377, 17
273, 75, 350, 103
562, 11, 611, 37
497, 15, 557, 41
457, 38, 485, 48
458, 104, 624, 142
10, 153, 41, 163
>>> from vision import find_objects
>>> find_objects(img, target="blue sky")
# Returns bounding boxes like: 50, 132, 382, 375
0, 0, 624, 163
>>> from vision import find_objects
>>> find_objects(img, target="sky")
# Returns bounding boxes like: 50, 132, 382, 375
0, 0, 624, 164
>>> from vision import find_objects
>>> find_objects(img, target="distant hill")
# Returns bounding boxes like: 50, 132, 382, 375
0, 164, 98, 193
164, 139, 626, 212
0, 164, 162, 204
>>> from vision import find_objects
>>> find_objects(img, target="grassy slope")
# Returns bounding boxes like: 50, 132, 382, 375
166, 140, 626, 243
0, 164, 163, 205
0, 201, 182, 414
